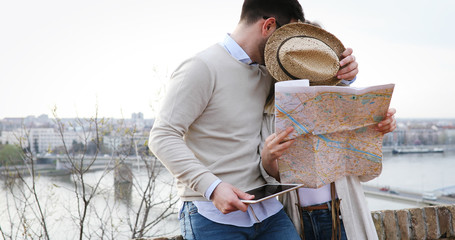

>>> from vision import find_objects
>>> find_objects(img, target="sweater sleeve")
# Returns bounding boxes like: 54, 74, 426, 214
258, 112, 280, 184
148, 57, 219, 197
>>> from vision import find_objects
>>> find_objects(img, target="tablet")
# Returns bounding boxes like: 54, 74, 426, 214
240, 184, 303, 204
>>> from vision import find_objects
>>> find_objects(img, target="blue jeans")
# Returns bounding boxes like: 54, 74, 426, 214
180, 201, 300, 240
302, 209, 347, 240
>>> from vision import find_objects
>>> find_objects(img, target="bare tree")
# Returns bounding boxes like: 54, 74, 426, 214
2, 66, 176, 238
0, 106, 179, 239
0, 126, 52, 240
106, 118, 179, 239
52, 108, 114, 240
129, 155, 179, 239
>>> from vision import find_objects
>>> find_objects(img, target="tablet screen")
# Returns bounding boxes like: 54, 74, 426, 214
241, 184, 303, 204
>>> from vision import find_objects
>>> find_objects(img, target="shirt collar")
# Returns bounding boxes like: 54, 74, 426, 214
220, 34, 255, 65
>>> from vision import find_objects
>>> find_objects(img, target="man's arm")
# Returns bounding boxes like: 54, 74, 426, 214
149, 57, 219, 196
148, 57, 253, 213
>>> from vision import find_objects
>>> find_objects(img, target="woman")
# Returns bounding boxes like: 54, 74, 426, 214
259, 21, 397, 240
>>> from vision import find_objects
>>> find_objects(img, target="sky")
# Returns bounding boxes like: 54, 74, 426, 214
1, 0, 454, 119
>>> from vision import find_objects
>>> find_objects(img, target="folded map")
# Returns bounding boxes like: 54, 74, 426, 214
275, 80, 395, 188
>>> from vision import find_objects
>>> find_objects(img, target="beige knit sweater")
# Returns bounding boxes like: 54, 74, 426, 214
148, 44, 274, 201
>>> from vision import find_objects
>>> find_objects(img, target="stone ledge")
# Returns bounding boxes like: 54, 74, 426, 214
144, 205, 455, 240
138, 236, 183, 240
372, 205, 455, 240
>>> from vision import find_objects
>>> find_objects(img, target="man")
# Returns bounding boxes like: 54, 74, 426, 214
148, 0, 360, 239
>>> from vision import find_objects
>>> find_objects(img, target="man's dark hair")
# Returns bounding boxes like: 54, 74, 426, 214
240, 0, 304, 26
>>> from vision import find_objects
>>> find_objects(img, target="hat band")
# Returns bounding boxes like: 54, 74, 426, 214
276, 35, 337, 80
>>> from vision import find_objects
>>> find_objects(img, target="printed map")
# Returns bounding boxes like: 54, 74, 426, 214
275, 81, 395, 188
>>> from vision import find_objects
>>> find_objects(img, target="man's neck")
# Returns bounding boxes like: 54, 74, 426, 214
230, 21, 264, 65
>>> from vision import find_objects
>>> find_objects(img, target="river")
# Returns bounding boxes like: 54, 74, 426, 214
0, 163, 181, 239
365, 149, 455, 211
1, 150, 454, 239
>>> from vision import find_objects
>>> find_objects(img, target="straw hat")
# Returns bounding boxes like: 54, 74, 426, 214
265, 22, 345, 85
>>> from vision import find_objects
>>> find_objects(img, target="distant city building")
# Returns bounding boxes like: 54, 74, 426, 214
1, 118, 25, 131
0, 130, 21, 145
0, 114, 157, 156
131, 112, 144, 120
0, 128, 83, 153
28, 128, 89, 153
3, 114, 452, 154
383, 119, 455, 147
103, 133, 149, 153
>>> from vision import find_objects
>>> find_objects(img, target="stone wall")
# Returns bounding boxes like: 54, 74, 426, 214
372, 205, 455, 240
147, 205, 455, 240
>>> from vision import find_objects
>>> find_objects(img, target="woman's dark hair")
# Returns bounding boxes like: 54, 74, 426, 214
240, 0, 304, 26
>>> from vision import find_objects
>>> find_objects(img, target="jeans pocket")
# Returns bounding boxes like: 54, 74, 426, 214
180, 202, 196, 240
187, 202, 198, 215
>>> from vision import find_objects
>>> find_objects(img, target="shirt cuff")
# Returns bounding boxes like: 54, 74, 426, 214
340, 76, 357, 86
205, 179, 222, 200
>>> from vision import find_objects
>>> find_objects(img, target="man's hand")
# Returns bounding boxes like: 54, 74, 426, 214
376, 108, 397, 134
211, 182, 254, 214
261, 127, 295, 180
337, 48, 359, 81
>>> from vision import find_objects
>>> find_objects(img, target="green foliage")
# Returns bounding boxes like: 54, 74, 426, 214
0, 144, 24, 166
71, 140, 85, 154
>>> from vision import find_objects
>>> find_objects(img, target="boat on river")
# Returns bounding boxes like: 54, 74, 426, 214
392, 147, 444, 154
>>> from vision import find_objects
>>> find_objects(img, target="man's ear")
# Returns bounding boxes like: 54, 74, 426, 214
261, 18, 278, 37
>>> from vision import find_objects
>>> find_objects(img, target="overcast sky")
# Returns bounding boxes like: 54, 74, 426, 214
1, 0, 454, 119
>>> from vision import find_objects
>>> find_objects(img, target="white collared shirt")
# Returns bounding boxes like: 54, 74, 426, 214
190, 34, 356, 225
189, 34, 283, 227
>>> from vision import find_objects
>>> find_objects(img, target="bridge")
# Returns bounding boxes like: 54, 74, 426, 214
0, 154, 159, 177
362, 184, 455, 207
4, 154, 455, 207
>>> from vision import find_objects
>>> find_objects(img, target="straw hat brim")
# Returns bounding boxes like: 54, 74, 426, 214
265, 22, 346, 85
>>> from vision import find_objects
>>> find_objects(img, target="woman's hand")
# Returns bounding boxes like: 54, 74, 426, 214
376, 108, 397, 134
261, 127, 295, 180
